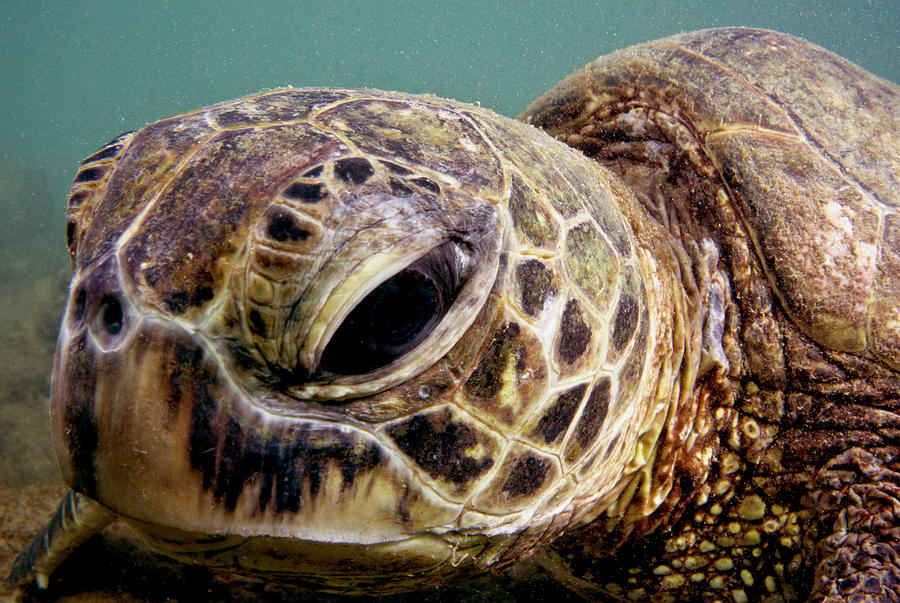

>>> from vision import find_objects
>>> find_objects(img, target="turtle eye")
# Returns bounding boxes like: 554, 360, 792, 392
319, 240, 468, 375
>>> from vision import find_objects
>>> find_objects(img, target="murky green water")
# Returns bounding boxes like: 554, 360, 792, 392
0, 1, 897, 600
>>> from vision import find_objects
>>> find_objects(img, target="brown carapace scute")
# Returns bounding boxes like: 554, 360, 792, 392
10, 27, 900, 602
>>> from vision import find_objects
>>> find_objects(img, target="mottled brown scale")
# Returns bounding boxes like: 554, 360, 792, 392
513, 258, 558, 318
565, 377, 613, 464
385, 406, 500, 497
471, 443, 561, 513
529, 384, 588, 446
463, 319, 549, 429
609, 266, 640, 358
10, 28, 899, 603
557, 298, 591, 364
564, 221, 619, 312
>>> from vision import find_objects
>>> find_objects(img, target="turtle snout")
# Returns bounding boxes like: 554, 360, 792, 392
65, 257, 132, 350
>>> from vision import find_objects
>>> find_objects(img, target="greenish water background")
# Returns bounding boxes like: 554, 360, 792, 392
0, 0, 897, 598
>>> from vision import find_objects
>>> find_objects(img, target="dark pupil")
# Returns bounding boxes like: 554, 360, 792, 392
320, 269, 444, 375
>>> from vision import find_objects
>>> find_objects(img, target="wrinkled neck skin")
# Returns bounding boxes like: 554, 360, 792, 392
567, 160, 726, 543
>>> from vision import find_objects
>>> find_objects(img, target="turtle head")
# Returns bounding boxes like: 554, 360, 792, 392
52, 89, 654, 592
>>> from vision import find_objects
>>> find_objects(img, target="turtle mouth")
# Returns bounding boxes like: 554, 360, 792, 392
132, 523, 490, 594
53, 308, 460, 534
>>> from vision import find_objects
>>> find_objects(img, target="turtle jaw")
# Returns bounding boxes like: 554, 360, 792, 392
129, 523, 491, 594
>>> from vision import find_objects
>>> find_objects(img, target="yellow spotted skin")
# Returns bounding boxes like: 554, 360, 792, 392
9, 28, 900, 602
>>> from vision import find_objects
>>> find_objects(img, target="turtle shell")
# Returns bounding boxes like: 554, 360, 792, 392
522, 27, 900, 371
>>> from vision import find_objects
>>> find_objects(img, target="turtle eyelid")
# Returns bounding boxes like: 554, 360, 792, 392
317, 239, 471, 376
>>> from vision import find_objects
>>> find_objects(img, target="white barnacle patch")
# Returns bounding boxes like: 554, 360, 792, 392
852, 238, 880, 314
819, 201, 878, 295
700, 239, 729, 375
458, 135, 480, 153
824, 200, 853, 236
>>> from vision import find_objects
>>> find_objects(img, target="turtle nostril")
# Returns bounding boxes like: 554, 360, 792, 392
98, 294, 124, 335
71, 288, 87, 325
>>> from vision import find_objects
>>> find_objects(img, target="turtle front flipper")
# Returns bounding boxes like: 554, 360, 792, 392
10, 489, 115, 589
809, 448, 900, 602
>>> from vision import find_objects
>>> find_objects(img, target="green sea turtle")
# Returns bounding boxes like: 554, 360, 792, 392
9, 28, 899, 601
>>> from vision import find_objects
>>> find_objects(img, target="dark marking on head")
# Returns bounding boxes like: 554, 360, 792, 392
381, 160, 413, 175
389, 178, 413, 196
515, 259, 555, 317
410, 177, 440, 194
574, 378, 611, 450
155, 339, 195, 427
283, 181, 328, 203
387, 411, 494, 484
81, 144, 121, 164
163, 285, 215, 314
465, 322, 521, 401
532, 384, 587, 445
74, 166, 107, 183
266, 209, 310, 242
335, 157, 374, 185
70, 287, 86, 326
230, 342, 264, 373
215, 110, 251, 128
248, 309, 266, 337
62, 332, 100, 499
302, 165, 324, 177
558, 299, 591, 364
183, 349, 382, 512
501, 454, 550, 497
187, 383, 219, 477
215, 417, 247, 509
611, 292, 639, 353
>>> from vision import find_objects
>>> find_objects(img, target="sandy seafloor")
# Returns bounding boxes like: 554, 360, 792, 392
1, 1, 897, 601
